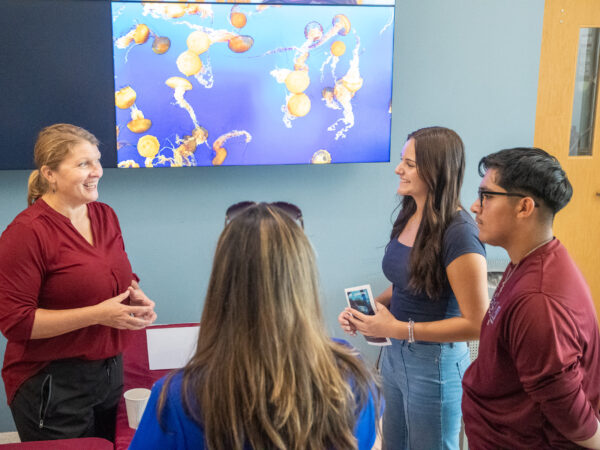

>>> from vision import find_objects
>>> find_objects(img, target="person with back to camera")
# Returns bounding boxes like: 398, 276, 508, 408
462, 147, 600, 449
338, 126, 489, 449
0, 124, 157, 442
130, 201, 381, 450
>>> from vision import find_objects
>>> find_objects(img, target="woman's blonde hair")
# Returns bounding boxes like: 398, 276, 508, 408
27, 123, 99, 206
160, 203, 379, 449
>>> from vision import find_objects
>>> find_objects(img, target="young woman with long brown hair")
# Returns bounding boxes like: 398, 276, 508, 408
131, 202, 380, 449
339, 126, 489, 449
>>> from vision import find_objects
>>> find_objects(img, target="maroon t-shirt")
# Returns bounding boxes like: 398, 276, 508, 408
0, 199, 135, 404
462, 239, 600, 449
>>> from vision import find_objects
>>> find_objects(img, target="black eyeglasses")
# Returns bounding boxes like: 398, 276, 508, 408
478, 189, 539, 208
225, 201, 304, 228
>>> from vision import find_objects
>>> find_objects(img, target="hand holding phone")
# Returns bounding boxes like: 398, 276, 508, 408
344, 284, 391, 346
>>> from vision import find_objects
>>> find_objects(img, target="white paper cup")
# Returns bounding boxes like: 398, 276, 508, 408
124, 388, 151, 429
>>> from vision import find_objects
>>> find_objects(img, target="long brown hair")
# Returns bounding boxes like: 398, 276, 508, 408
160, 204, 379, 449
390, 126, 465, 298
27, 123, 99, 206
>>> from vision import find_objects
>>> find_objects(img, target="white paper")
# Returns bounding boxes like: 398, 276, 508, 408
146, 326, 200, 370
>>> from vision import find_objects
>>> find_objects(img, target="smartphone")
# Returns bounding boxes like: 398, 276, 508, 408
344, 284, 391, 346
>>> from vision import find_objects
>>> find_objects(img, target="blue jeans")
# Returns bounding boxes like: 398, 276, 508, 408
381, 339, 469, 450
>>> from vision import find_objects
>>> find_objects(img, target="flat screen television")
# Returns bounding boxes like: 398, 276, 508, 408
112, 0, 395, 167
0, 0, 394, 170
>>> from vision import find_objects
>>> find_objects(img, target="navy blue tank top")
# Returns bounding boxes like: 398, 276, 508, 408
382, 210, 485, 323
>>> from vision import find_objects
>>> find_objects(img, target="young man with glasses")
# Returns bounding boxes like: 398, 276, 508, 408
462, 147, 600, 449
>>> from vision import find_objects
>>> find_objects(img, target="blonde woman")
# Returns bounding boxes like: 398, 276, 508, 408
0, 124, 156, 441
131, 202, 380, 450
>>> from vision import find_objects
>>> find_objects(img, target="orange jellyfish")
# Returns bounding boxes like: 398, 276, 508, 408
321, 87, 337, 109
192, 126, 209, 145
137, 135, 160, 167
311, 149, 331, 164
187, 30, 211, 55
175, 126, 208, 159
176, 50, 203, 76
228, 35, 254, 53
115, 86, 136, 109
185, 3, 214, 18
334, 81, 352, 103
333, 14, 351, 36
294, 52, 309, 71
287, 93, 311, 117
211, 130, 252, 166
133, 24, 150, 44
331, 40, 346, 57
165, 3, 186, 18
342, 76, 363, 95
118, 160, 140, 168
339, 37, 363, 96
304, 21, 323, 42
152, 36, 171, 54
285, 70, 310, 94
212, 148, 227, 166
127, 106, 151, 133
230, 11, 247, 29
115, 29, 135, 49
165, 77, 199, 128
328, 37, 362, 140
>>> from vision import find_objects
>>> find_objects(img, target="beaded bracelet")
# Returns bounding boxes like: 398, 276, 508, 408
408, 318, 415, 343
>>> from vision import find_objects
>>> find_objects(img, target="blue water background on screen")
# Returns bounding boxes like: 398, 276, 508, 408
112, 3, 394, 166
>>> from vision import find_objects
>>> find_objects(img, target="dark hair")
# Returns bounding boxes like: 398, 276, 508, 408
391, 126, 465, 299
478, 147, 572, 215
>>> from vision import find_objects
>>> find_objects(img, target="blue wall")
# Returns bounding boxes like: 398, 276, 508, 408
0, 0, 544, 432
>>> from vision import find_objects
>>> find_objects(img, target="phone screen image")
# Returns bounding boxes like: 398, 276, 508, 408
344, 284, 391, 346
347, 289, 375, 315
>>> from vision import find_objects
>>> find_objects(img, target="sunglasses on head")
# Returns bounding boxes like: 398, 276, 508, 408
225, 201, 304, 228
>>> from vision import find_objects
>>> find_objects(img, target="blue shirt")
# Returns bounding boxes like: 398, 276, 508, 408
382, 209, 485, 323
130, 368, 377, 449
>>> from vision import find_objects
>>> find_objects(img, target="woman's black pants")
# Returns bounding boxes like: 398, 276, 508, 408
10, 355, 123, 442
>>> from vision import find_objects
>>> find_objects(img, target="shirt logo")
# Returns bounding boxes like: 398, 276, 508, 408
487, 297, 501, 325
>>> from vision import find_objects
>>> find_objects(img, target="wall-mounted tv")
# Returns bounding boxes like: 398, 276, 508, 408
112, 0, 395, 167
0, 0, 394, 170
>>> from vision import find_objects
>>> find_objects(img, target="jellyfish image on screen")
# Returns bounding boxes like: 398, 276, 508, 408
320, 39, 345, 81
326, 36, 363, 140
112, 1, 395, 166
311, 149, 331, 164
161, 77, 210, 167
115, 86, 152, 134
136, 135, 160, 168
270, 68, 312, 127
268, 14, 354, 129
115, 23, 172, 62
167, 126, 209, 167
142, 2, 214, 20
211, 130, 252, 166
165, 77, 199, 129
117, 160, 140, 168
176, 26, 254, 89
176, 30, 215, 88
230, 6, 247, 29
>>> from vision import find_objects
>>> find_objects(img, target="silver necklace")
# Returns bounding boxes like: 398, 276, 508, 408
493, 238, 553, 301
